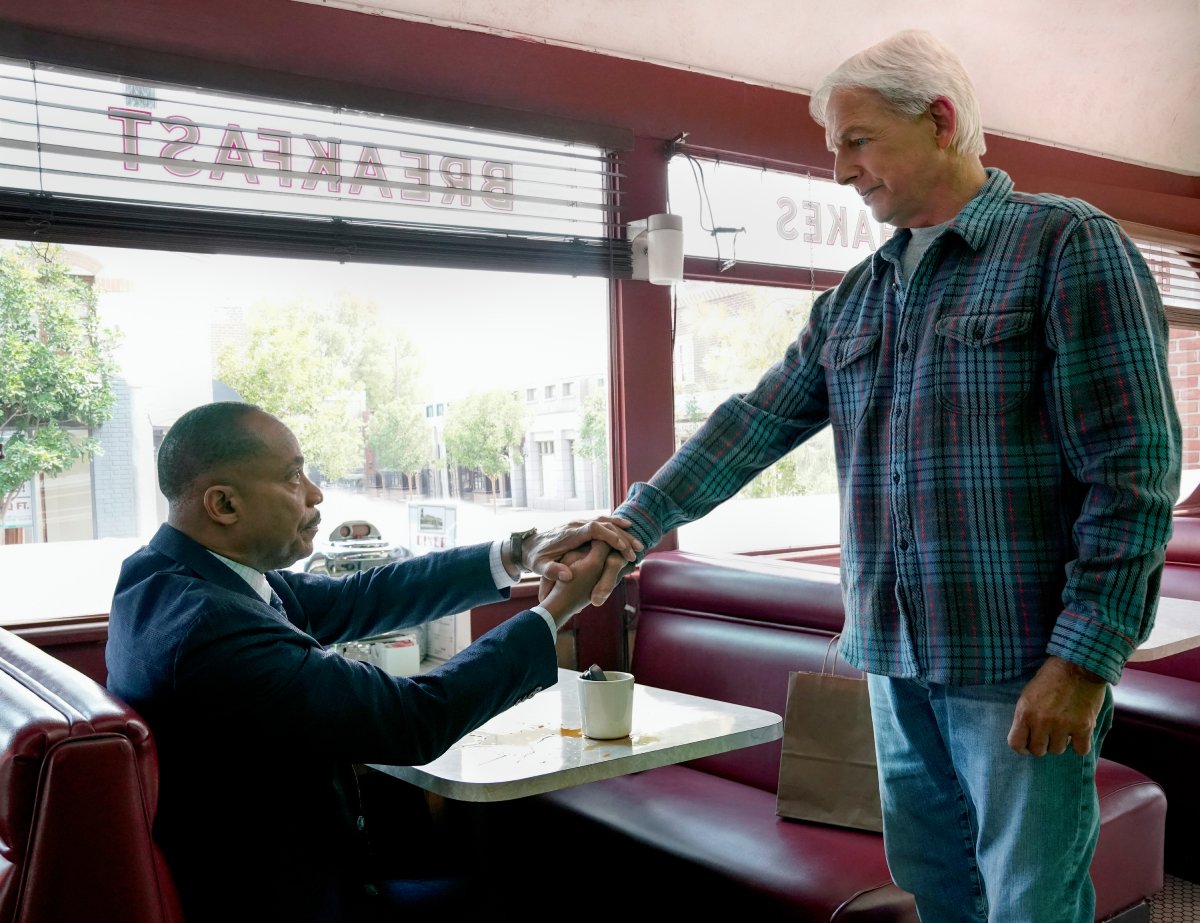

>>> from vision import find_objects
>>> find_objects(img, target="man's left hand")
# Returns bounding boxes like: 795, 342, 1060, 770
1007, 655, 1108, 756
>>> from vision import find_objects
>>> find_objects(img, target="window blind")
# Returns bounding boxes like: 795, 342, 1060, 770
0, 58, 631, 277
1123, 222, 1200, 328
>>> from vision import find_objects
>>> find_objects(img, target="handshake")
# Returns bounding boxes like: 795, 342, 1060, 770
508, 516, 644, 629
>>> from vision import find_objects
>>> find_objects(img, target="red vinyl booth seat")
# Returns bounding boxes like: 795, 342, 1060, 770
504, 552, 1167, 921
0, 627, 183, 923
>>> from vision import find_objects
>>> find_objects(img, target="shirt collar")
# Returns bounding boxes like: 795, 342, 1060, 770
868, 167, 1013, 281
207, 550, 273, 604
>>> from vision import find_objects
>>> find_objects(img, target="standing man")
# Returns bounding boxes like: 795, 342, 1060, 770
107, 400, 639, 923
584, 30, 1180, 922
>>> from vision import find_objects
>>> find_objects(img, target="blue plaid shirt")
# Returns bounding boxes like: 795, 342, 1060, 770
617, 169, 1180, 685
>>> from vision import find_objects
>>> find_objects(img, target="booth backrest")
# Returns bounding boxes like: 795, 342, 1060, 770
0, 627, 183, 923
632, 551, 851, 794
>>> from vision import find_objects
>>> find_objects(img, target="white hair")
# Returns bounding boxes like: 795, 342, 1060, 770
809, 30, 986, 157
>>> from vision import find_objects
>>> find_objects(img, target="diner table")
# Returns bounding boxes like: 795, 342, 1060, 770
368, 667, 782, 802
1129, 595, 1200, 661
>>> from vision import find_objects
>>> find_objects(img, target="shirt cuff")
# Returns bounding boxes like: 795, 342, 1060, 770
490, 540, 520, 588
531, 604, 556, 637
490, 543, 555, 637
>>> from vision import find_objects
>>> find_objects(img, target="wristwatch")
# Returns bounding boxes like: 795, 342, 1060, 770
509, 527, 538, 575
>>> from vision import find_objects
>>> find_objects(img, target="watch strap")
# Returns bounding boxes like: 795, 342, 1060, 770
509, 527, 537, 575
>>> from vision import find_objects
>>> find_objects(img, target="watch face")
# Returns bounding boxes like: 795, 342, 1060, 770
512, 528, 537, 572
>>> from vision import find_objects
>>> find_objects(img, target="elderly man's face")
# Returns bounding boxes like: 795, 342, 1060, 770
824, 86, 948, 229
225, 411, 324, 571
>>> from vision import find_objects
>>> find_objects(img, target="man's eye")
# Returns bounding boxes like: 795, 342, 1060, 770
850, 138, 868, 147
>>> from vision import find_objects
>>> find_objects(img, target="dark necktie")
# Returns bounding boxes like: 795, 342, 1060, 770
268, 590, 286, 615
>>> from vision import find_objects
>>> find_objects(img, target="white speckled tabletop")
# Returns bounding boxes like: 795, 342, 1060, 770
1130, 597, 1200, 662
369, 668, 782, 802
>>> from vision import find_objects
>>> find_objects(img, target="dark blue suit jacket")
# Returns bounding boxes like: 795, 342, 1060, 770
107, 523, 558, 922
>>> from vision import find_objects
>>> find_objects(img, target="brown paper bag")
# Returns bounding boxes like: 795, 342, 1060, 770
775, 638, 883, 832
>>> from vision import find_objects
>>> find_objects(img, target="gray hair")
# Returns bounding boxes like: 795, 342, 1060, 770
809, 30, 986, 157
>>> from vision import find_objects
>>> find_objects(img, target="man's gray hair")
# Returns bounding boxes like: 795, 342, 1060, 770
809, 30, 986, 157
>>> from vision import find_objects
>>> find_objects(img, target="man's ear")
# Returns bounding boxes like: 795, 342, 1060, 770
928, 96, 958, 151
202, 485, 240, 525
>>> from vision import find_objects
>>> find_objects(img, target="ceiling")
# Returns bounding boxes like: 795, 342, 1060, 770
295, 0, 1200, 176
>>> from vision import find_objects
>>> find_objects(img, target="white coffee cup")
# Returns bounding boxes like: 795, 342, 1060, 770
577, 670, 635, 739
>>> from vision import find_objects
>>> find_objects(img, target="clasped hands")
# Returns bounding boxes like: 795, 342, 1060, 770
524, 516, 641, 628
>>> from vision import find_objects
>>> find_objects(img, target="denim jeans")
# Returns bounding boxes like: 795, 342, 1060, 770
867, 669, 1114, 923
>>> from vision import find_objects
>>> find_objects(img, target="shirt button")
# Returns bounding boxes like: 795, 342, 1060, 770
898, 539, 909, 551
892, 472, 900, 484
356, 815, 366, 831
899, 341, 909, 354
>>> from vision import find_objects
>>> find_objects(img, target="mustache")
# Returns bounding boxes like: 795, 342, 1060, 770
304, 514, 322, 531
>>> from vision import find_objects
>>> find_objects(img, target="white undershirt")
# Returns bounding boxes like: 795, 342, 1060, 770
898, 221, 949, 286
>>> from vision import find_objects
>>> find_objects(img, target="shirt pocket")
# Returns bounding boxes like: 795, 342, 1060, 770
819, 329, 881, 430
934, 307, 1036, 414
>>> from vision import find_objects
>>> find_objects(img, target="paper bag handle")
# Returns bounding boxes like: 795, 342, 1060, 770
820, 633, 865, 678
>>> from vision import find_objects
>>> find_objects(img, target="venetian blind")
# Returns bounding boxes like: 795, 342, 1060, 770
0, 58, 630, 277
1122, 222, 1200, 328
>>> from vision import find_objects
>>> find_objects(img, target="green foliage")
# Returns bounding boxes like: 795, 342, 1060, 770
443, 390, 526, 497
368, 398, 431, 477
577, 390, 608, 461
0, 244, 118, 527
216, 303, 358, 478
740, 431, 838, 498
684, 286, 837, 499
310, 296, 421, 411
216, 297, 425, 481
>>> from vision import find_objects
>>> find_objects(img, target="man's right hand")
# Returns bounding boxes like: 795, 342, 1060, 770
594, 550, 636, 605
540, 540, 612, 629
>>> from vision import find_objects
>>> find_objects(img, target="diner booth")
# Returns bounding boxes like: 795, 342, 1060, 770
0, 1, 1198, 920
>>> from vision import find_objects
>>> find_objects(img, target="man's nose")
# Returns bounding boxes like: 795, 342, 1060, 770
304, 474, 323, 506
833, 152, 857, 187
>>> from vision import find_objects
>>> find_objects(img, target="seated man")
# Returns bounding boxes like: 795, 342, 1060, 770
106, 400, 636, 923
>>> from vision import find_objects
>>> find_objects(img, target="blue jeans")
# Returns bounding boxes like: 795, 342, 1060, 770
867, 670, 1114, 923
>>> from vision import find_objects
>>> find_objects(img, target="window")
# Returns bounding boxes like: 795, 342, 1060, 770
0, 243, 610, 623
668, 156, 1200, 555
526, 388, 536, 401
1131, 227, 1200, 504
562, 381, 573, 397
667, 154, 892, 554
0, 58, 623, 623
545, 385, 556, 399
671, 281, 838, 553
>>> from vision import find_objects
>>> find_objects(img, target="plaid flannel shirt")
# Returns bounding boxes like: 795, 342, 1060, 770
617, 169, 1180, 685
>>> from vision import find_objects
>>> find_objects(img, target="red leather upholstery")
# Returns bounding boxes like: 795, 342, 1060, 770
0, 627, 183, 923
518, 551, 1165, 920
1104, 514, 1200, 879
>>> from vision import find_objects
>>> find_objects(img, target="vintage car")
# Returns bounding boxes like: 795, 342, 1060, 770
302, 519, 413, 577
